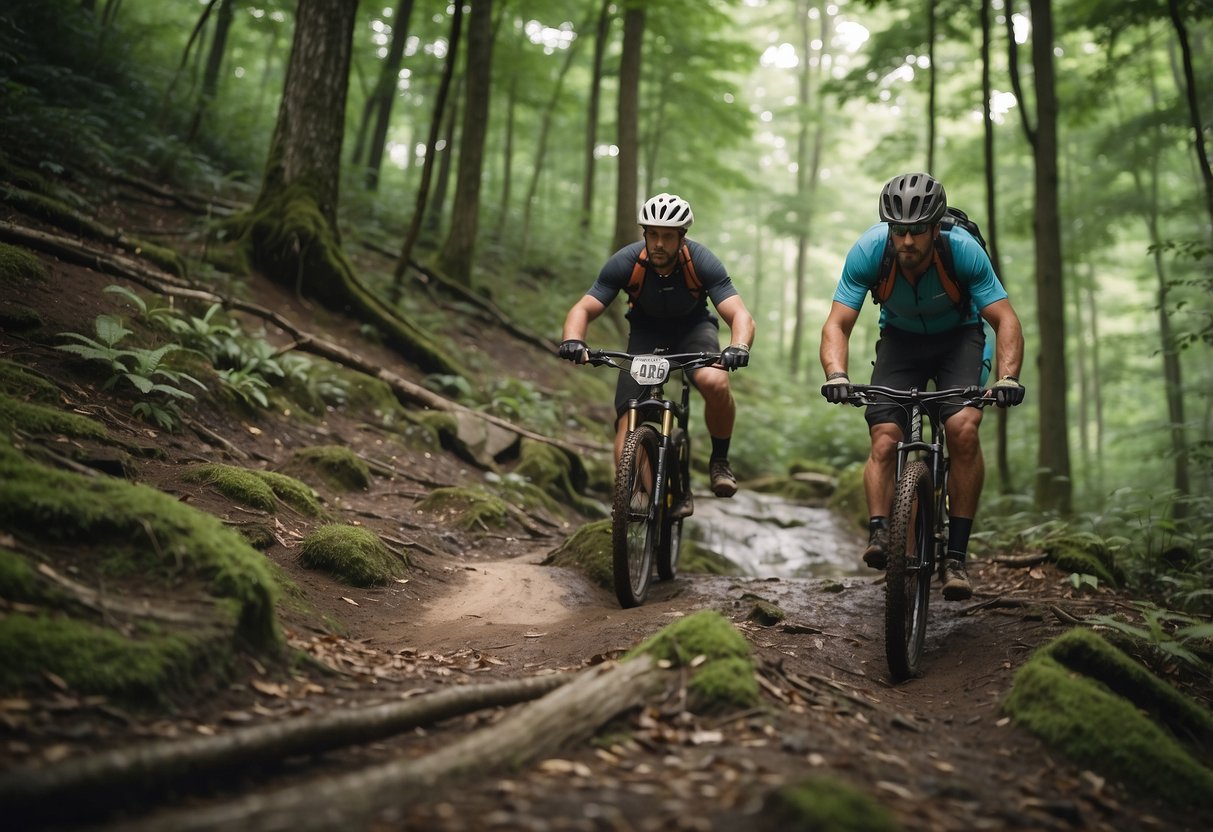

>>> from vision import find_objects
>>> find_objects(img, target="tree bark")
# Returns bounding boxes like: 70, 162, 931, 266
186, 0, 233, 144
113, 658, 664, 832
1167, 0, 1213, 229
363, 0, 416, 191
611, 4, 644, 253
0, 674, 569, 824
580, 0, 611, 232
1028, 0, 1072, 514
437, 0, 493, 287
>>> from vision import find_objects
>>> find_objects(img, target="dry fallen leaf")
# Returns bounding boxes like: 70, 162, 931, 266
341, 596, 360, 606
251, 679, 288, 698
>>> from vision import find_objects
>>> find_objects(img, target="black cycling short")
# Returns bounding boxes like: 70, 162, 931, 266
614, 316, 720, 418
864, 325, 985, 431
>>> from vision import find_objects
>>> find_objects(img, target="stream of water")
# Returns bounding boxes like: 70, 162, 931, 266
687, 491, 867, 579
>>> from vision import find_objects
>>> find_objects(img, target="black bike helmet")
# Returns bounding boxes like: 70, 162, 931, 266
878, 173, 947, 224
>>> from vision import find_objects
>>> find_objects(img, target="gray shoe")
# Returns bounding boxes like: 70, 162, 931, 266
863, 526, 888, 570
940, 559, 973, 601
670, 492, 694, 519
710, 459, 738, 498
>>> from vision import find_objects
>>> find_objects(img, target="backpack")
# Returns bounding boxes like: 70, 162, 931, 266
872, 207, 988, 314
873, 207, 996, 385
624, 244, 703, 308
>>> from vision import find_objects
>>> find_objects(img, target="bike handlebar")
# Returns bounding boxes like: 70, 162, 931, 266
842, 383, 991, 409
584, 349, 724, 374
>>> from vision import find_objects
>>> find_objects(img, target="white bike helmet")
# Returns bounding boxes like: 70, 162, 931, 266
638, 193, 694, 229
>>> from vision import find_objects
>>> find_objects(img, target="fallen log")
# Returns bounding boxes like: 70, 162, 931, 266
113, 657, 664, 832
2, 673, 569, 826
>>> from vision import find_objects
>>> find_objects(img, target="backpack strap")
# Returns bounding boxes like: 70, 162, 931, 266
872, 230, 967, 312
625, 244, 702, 308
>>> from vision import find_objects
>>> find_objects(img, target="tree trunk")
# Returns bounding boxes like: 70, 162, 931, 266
580, 0, 611, 232
186, 0, 233, 143
495, 72, 517, 239
1167, 0, 1213, 230
364, 0, 415, 191
611, 4, 645, 254
437, 0, 493, 287
1028, 0, 1072, 514
980, 0, 1012, 493
246, 0, 458, 376
789, 0, 812, 379
926, 0, 937, 172
520, 6, 591, 255
114, 659, 665, 832
393, 2, 464, 285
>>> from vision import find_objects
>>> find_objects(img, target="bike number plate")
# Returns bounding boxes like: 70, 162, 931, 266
630, 355, 670, 385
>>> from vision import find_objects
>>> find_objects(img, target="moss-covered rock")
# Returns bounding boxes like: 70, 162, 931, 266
627, 610, 758, 711
0, 393, 108, 441
417, 486, 510, 531
183, 463, 325, 517
542, 519, 614, 589
1004, 628, 1213, 812
0, 439, 281, 701
513, 439, 600, 515
0, 360, 61, 404
762, 775, 898, 832
745, 597, 786, 626
1045, 533, 1122, 587
283, 445, 370, 492
0, 242, 50, 283
298, 524, 404, 587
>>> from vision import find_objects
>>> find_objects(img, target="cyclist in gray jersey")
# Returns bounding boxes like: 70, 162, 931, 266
558, 193, 756, 515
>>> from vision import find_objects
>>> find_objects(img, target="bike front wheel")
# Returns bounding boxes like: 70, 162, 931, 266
656, 428, 689, 581
612, 425, 659, 607
885, 459, 935, 681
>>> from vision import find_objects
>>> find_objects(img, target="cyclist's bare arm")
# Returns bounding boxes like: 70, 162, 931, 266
561, 295, 608, 342
819, 301, 862, 378
714, 295, 756, 350
979, 298, 1025, 381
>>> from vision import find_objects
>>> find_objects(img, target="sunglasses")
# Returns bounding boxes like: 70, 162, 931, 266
889, 222, 932, 236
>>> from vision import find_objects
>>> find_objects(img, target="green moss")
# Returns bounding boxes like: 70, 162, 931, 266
0, 612, 232, 704
0, 394, 108, 441
745, 597, 786, 626
255, 470, 325, 517
826, 463, 867, 532
417, 486, 510, 531
1047, 535, 1122, 587
184, 463, 277, 512
541, 519, 614, 589
0, 241, 48, 284
514, 439, 599, 514
626, 611, 757, 712
0, 303, 44, 331
680, 539, 744, 576
763, 775, 898, 832
1004, 628, 1213, 812
298, 524, 405, 587
0, 548, 41, 602
0, 439, 278, 647
285, 445, 370, 492
132, 239, 186, 277
0, 360, 61, 404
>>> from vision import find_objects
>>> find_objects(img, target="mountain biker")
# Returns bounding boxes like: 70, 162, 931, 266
558, 193, 756, 517
818, 173, 1025, 600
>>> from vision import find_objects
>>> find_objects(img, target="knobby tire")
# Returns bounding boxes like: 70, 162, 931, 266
612, 426, 659, 607
656, 429, 689, 581
884, 460, 934, 681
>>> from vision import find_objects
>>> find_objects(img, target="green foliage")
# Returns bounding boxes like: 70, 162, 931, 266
1087, 603, 1213, 674
56, 313, 205, 430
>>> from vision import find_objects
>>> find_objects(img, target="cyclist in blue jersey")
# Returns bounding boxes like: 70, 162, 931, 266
818, 173, 1025, 600
558, 193, 756, 516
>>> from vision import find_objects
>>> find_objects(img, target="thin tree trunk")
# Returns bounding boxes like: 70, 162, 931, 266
495, 73, 517, 239
789, 0, 812, 379
427, 74, 463, 233
437, 0, 494, 287
1028, 0, 1072, 514
186, 0, 233, 143
611, 4, 644, 253
364, 0, 415, 190
1167, 0, 1213, 229
926, 0, 937, 172
580, 0, 611, 232
392, 3, 463, 287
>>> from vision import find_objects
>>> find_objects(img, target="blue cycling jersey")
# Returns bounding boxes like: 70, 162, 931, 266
832, 223, 1008, 334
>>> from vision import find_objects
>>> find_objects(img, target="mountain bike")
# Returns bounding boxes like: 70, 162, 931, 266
586, 349, 722, 608
840, 384, 988, 681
